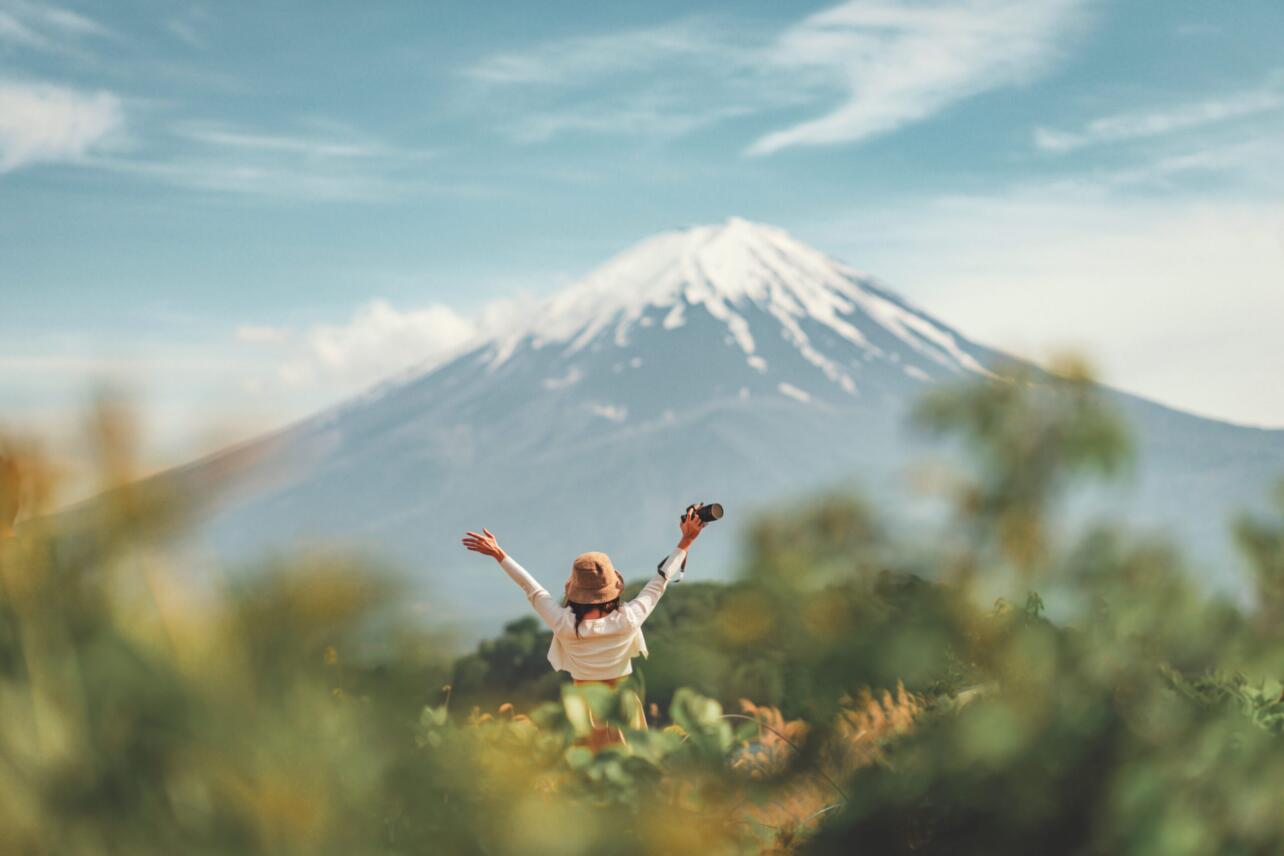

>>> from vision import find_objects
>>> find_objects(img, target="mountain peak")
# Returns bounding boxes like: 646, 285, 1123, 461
484, 219, 987, 386
604, 216, 849, 303
491, 218, 853, 349
678, 215, 795, 250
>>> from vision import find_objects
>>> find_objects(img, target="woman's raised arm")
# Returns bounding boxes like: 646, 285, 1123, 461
462, 528, 564, 630
623, 505, 705, 626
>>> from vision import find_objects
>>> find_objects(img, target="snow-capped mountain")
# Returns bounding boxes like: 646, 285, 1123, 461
190, 218, 1283, 637
485, 217, 986, 386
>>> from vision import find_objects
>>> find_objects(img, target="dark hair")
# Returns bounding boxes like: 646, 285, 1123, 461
566, 597, 621, 637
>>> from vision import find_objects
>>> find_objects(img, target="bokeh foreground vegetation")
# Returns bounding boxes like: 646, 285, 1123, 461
2, 361, 1282, 855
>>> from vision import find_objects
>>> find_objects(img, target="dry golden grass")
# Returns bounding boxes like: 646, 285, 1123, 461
734, 683, 924, 852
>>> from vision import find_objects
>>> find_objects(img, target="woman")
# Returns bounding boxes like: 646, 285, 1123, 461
460, 503, 706, 735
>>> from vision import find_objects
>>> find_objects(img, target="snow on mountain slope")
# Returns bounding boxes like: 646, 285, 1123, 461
486, 217, 987, 394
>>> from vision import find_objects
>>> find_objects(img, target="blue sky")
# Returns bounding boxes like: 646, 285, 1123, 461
3, 0, 1283, 471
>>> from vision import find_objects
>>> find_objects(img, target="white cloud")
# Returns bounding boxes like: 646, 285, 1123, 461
165, 16, 203, 49
289, 300, 478, 388
0, 4, 426, 199
25, 296, 513, 471
84, 119, 432, 201
464, 17, 800, 144
235, 324, 291, 344
0, 80, 123, 172
506, 96, 753, 145
173, 120, 411, 160
585, 402, 627, 422
748, 0, 1086, 155
0, 10, 43, 47
1018, 128, 1284, 198
0, 333, 283, 494
466, 2, 1089, 154
94, 155, 407, 202
255, 294, 534, 396
812, 189, 1284, 426
464, 18, 740, 86
12, 1, 108, 37
0, 1, 111, 51
1035, 75, 1284, 153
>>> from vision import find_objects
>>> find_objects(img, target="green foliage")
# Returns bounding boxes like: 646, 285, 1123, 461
914, 356, 1132, 577
450, 615, 564, 705
1234, 479, 1284, 632
1, 361, 1282, 854
669, 688, 734, 758
1163, 668, 1284, 735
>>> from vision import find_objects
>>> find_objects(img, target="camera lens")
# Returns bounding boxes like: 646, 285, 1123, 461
696, 503, 723, 523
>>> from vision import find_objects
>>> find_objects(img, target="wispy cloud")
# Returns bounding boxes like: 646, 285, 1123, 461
0, 0, 112, 52
165, 9, 207, 50
1078, 133, 1284, 193
84, 118, 432, 201
506, 95, 755, 145
463, 16, 800, 144
0, 79, 123, 172
466, 1, 1088, 155
91, 155, 407, 202
748, 0, 1087, 155
173, 120, 413, 160
464, 18, 745, 86
0, 0, 426, 200
1034, 75, 1284, 153
235, 325, 291, 345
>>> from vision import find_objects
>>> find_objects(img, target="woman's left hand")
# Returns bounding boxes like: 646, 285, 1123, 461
462, 528, 506, 562
679, 504, 705, 548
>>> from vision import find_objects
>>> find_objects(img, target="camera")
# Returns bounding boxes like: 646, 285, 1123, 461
683, 502, 723, 524
663, 502, 723, 583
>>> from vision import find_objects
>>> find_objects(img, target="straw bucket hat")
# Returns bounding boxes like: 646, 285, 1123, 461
566, 551, 625, 604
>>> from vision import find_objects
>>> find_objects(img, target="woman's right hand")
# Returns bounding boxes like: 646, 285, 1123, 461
462, 528, 506, 563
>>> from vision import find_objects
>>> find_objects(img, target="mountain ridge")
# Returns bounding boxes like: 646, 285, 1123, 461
166, 218, 1282, 640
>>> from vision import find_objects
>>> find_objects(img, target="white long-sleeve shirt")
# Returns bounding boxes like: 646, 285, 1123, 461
498, 547, 688, 681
